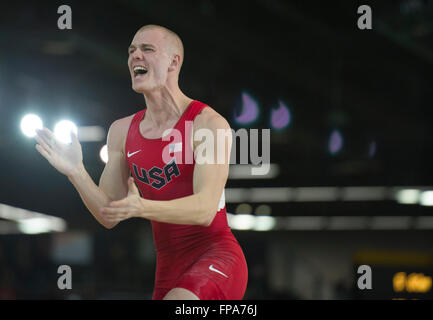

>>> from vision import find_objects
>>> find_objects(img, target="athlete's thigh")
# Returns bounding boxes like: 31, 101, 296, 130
174, 242, 248, 300
163, 287, 200, 300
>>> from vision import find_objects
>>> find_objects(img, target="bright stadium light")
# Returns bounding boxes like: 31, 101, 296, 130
228, 214, 256, 230
253, 215, 276, 231
100, 144, 108, 163
54, 120, 78, 144
77, 126, 106, 142
17, 217, 54, 234
20, 114, 43, 137
0, 202, 67, 235
420, 191, 433, 206
395, 189, 420, 204
17, 217, 66, 235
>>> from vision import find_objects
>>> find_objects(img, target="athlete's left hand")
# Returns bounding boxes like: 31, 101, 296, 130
101, 177, 143, 223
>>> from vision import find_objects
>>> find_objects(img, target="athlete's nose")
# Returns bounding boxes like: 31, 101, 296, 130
131, 48, 144, 60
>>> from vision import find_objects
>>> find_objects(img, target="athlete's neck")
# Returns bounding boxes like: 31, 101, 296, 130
142, 87, 192, 128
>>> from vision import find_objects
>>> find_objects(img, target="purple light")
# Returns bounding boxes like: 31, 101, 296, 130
234, 92, 259, 124
328, 130, 343, 154
271, 100, 291, 129
369, 141, 376, 158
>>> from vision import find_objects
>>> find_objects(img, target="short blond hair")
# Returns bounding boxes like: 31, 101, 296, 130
136, 24, 184, 70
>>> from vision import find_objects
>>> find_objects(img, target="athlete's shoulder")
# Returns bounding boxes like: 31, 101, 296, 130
107, 111, 140, 154
194, 103, 231, 131
111, 113, 136, 131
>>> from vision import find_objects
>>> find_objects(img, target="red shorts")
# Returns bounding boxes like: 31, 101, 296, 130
152, 240, 248, 300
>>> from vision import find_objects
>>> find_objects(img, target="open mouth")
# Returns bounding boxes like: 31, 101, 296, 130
133, 66, 148, 77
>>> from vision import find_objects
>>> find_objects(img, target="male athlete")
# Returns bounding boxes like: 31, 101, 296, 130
34, 25, 248, 300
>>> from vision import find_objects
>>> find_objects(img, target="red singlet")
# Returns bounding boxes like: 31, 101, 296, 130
125, 100, 248, 300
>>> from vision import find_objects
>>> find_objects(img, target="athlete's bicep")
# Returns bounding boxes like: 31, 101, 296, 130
193, 113, 232, 223
99, 120, 130, 201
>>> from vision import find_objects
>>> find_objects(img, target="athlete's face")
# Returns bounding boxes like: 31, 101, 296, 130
128, 29, 172, 93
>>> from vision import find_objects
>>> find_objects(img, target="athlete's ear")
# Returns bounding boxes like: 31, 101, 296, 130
168, 54, 180, 72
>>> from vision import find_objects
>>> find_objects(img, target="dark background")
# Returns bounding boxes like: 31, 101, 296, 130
0, 0, 432, 299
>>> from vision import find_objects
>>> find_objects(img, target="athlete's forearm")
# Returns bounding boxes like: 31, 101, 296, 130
138, 193, 212, 226
68, 165, 116, 229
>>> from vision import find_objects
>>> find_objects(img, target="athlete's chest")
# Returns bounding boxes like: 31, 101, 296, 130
126, 120, 196, 191
127, 149, 194, 192
139, 118, 179, 139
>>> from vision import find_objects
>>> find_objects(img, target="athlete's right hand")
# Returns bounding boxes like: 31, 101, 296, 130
35, 128, 84, 177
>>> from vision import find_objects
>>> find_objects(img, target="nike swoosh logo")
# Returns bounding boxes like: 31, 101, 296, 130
127, 150, 141, 158
209, 264, 228, 278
